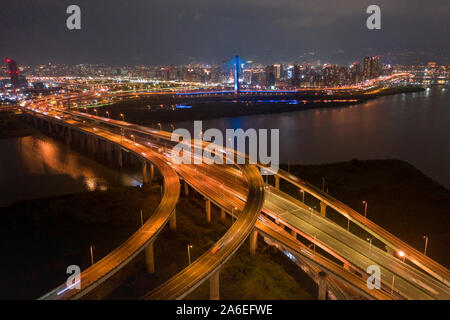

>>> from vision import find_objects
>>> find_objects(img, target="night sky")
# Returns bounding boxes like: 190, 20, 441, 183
1, 0, 449, 65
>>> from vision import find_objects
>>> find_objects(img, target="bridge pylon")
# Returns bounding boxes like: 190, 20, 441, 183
234, 55, 240, 95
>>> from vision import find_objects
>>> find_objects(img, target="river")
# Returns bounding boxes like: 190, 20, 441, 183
0, 134, 141, 206
0, 86, 447, 206
175, 86, 449, 189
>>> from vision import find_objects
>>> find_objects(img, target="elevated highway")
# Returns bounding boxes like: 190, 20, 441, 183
144, 165, 265, 300
23, 94, 449, 300
36, 114, 180, 300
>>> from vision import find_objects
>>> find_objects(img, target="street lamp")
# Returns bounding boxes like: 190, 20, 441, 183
232, 207, 237, 223
398, 250, 406, 262
120, 113, 124, 121
362, 200, 368, 218
300, 189, 305, 203
131, 134, 135, 142
106, 111, 110, 118
423, 236, 429, 256
391, 275, 396, 297
158, 122, 162, 130
367, 237, 375, 255
94, 108, 98, 116
89, 245, 95, 266
187, 244, 193, 265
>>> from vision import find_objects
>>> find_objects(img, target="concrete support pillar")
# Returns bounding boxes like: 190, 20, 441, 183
129, 153, 136, 167
80, 134, 85, 151
205, 199, 211, 223
87, 136, 94, 154
95, 138, 100, 154
184, 181, 189, 196
48, 121, 53, 134
105, 142, 113, 165
250, 229, 258, 256
320, 201, 327, 217
275, 176, 280, 189
209, 271, 220, 300
65, 127, 72, 145
150, 163, 155, 182
86, 135, 92, 154
98, 140, 104, 158
144, 242, 155, 274
317, 271, 328, 300
142, 160, 149, 184
116, 146, 123, 167
88, 136, 93, 154
290, 228, 296, 238
93, 137, 98, 154
169, 209, 176, 231
220, 208, 226, 221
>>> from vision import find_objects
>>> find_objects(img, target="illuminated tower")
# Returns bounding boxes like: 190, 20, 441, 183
370, 56, 380, 78
234, 55, 240, 94
363, 57, 371, 79
5, 58, 19, 88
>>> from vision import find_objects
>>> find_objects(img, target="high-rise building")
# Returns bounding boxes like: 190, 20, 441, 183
291, 64, 301, 87
168, 64, 177, 80
370, 56, 380, 78
350, 62, 361, 83
273, 64, 282, 80
5, 58, 19, 87
363, 57, 371, 79
265, 65, 276, 87
363, 56, 380, 79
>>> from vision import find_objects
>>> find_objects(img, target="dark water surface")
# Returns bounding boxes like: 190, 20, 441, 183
0, 86, 447, 207
0, 134, 141, 206
175, 86, 449, 188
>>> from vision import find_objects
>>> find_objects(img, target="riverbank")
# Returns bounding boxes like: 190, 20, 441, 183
96, 86, 424, 125
0, 110, 40, 138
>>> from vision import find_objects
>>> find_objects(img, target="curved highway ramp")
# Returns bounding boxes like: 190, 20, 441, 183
39, 121, 180, 300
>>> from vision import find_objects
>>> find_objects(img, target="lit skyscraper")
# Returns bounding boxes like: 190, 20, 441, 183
5, 58, 19, 87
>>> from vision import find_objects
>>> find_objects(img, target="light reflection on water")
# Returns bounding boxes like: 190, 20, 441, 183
0, 135, 141, 206
175, 86, 449, 189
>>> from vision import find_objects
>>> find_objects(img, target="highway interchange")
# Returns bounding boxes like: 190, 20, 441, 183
20, 84, 450, 300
